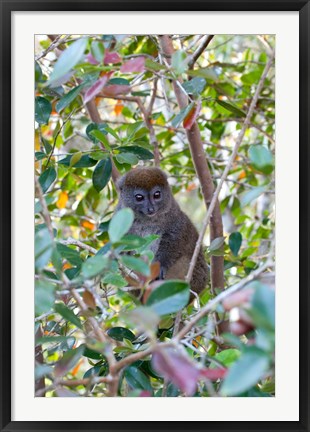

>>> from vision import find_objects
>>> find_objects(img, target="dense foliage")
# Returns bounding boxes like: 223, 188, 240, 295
35, 34, 275, 397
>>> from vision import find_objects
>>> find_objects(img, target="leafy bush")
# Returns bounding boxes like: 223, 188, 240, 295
35, 34, 275, 397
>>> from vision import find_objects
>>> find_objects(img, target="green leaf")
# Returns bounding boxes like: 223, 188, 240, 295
240, 186, 267, 207
135, 234, 159, 253
83, 346, 103, 360
221, 347, 270, 396
108, 77, 130, 86
58, 154, 97, 168
216, 100, 246, 117
241, 69, 263, 85
107, 326, 136, 342
145, 58, 166, 72
124, 365, 153, 392
88, 151, 109, 161
120, 255, 150, 277
92, 158, 112, 192
35, 151, 47, 161
115, 153, 139, 165
171, 102, 194, 128
36, 335, 76, 345
103, 125, 120, 141
56, 242, 83, 267
63, 121, 73, 139
68, 151, 82, 168
131, 91, 150, 97
35, 227, 53, 271
171, 50, 188, 76
108, 208, 134, 243
35, 96, 52, 125
146, 280, 190, 316
249, 282, 275, 331
187, 67, 218, 81
229, 232, 242, 256
116, 234, 151, 251
56, 84, 84, 113
182, 77, 206, 95
49, 37, 88, 84
91, 40, 105, 62
209, 236, 225, 252
249, 145, 274, 174
86, 123, 108, 143
55, 302, 83, 329
125, 121, 145, 140
102, 272, 127, 288
124, 306, 160, 334
89, 130, 111, 150
35, 280, 55, 316
81, 255, 109, 279
38, 167, 57, 193
35, 61, 43, 82
54, 344, 85, 377
117, 145, 153, 160
213, 349, 241, 368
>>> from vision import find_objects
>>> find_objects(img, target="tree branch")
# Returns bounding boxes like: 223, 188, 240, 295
159, 35, 224, 293
185, 49, 275, 285
188, 35, 214, 69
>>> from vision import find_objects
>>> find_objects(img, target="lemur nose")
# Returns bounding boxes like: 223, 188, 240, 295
148, 207, 155, 215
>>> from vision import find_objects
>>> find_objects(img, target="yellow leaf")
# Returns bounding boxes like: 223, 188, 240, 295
238, 170, 246, 180
81, 220, 95, 231
69, 151, 82, 167
192, 335, 202, 349
71, 359, 83, 376
114, 100, 124, 116
35, 132, 40, 151
56, 191, 68, 209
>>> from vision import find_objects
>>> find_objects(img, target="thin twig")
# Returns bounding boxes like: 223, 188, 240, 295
35, 35, 71, 61
45, 109, 77, 168
60, 238, 97, 255
188, 35, 214, 69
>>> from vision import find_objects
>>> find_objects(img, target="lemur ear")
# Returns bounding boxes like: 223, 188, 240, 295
116, 175, 125, 191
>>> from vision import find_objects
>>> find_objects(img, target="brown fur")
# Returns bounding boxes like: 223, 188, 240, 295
122, 167, 168, 190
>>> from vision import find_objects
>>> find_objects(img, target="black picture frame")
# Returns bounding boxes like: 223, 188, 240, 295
1, 1, 309, 431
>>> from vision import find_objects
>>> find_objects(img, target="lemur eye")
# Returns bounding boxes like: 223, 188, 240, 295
135, 194, 144, 202
154, 191, 161, 199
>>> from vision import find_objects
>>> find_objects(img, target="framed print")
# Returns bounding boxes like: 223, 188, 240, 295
1, 1, 309, 431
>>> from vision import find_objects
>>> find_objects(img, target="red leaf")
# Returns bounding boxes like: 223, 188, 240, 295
120, 57, 145, 73
85, 53, 99, 65
222, 288, 254, 311
183, 100, 201, 130
152, 347, 201, 396
200, 367, 227, 381
101, 84, 131, 97
83, 72, 113, 104
104, 50, 121, 65
140, 390, 152, 397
